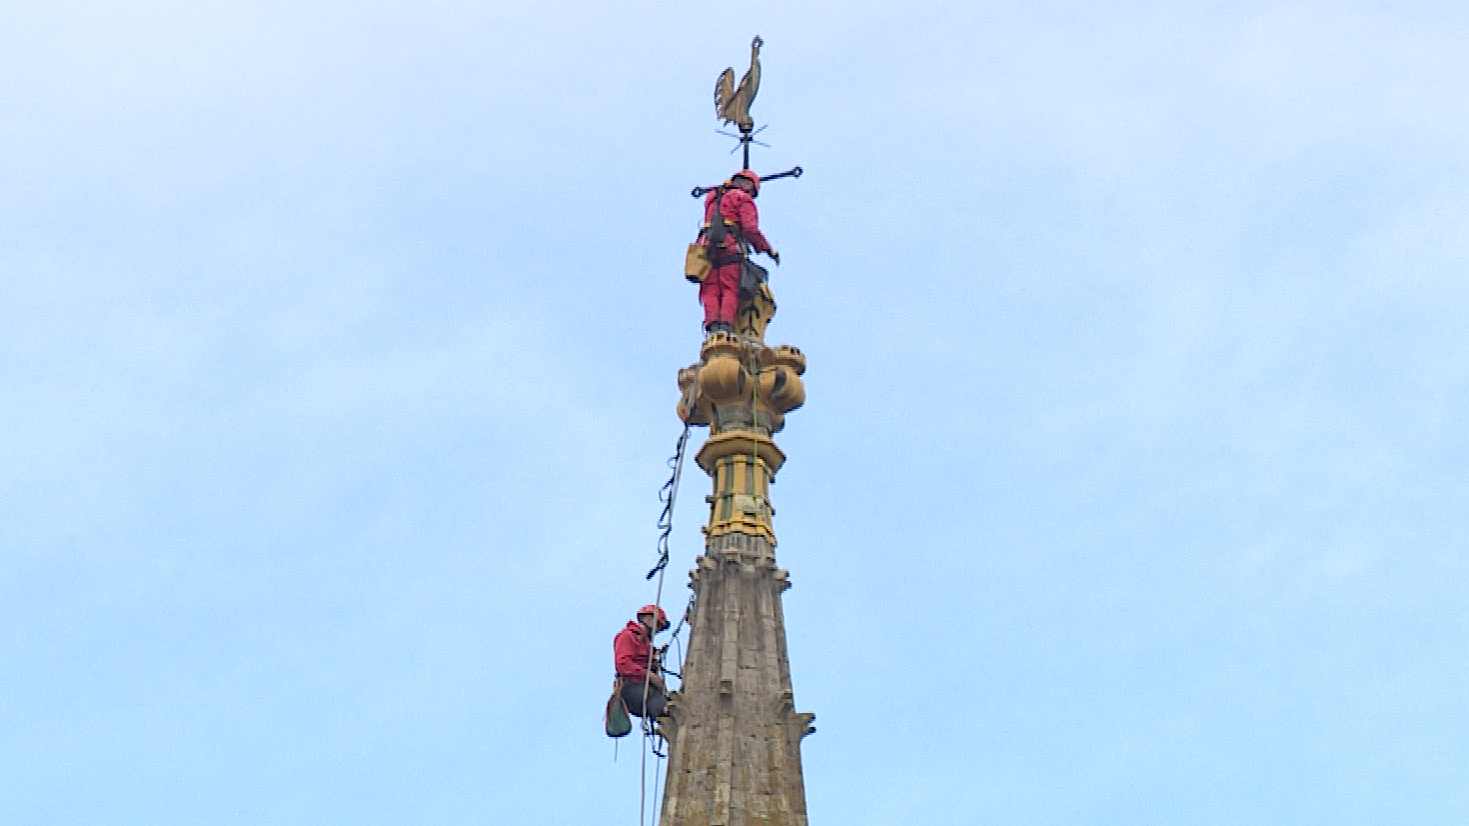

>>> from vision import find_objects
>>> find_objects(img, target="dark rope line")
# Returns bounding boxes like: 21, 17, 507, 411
638, 421, 693, 826
647, 423, 692, 580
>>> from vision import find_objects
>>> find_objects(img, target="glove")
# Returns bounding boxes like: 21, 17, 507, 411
768, 249, 781, 265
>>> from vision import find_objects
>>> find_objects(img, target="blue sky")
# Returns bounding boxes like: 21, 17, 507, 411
3, 1, 1467, 824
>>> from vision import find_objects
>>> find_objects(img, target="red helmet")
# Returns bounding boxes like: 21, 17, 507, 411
637, 604, 670, 631
732, 169, 760, 194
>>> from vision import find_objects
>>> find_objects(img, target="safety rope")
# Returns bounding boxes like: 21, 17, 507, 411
639, 727, 650, 826
636, 420, 695, 826
647, 422, 692, 581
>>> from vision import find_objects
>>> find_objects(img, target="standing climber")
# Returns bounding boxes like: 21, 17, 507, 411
698, 170, 780, 336
613, 604, 671, 718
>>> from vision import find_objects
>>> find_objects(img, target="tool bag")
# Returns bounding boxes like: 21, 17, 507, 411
605, 678, 632, 738
738, 259, 768, 300
688, 186, 744, 282
684, 242, 711, 283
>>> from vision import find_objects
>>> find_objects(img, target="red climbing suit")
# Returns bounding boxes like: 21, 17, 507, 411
613, 620, 659, 681
613, 618, 668, 719
699, 182, 772, 329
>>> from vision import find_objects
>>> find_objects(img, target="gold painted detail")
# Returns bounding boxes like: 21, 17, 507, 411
734, 283, 777, 342
676, 336, 806, 433
696, 432, 785, 474
675, 318, 805, 544
697, 434, 781, 542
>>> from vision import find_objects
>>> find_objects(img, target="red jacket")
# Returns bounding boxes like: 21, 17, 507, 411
702, 186, 772, 258
614, 620, 660, 680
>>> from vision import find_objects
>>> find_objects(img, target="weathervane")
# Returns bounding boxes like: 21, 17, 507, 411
714, 35, 764, 168
693, 35, 802, 198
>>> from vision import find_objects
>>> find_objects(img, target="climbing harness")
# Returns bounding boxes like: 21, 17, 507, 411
698, 186, 748, 276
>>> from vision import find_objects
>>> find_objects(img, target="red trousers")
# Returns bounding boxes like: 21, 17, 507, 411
699, 263, 741, 327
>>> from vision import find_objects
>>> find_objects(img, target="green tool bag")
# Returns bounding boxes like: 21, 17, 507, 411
605, 679, 631, 738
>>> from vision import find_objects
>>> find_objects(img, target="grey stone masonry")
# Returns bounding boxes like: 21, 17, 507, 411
659, 532, 815, 826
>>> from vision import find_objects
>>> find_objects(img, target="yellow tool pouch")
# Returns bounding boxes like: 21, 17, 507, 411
684, 243, 711, 282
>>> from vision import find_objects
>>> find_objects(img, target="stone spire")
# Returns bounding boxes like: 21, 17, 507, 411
662, 288, 814, 825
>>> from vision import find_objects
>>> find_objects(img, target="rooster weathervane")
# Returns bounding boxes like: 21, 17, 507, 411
692, 35, 801, 198
714, 36, 765, 169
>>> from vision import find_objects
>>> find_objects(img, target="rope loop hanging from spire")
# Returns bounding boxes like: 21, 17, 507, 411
647, 422, 691, 581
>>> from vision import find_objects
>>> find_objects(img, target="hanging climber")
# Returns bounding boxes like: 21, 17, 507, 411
613, 604, 672, 718
697, 169, 780, 336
